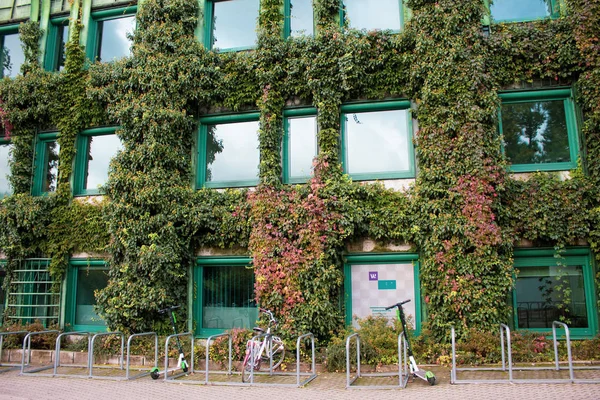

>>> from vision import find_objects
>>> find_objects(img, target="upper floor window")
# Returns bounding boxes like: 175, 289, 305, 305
205, 0, 259, 51
283, 108, 317, 183
74, 127, 122, 196
33, 132, 60, 196
0, 28, 25, 78
44, 17, 70, 71
499, 88, 579, 173
86, 8, 136, 62
342, 0, 404, 32
197, 113, 260, 188
0, 138, 12, 197
341, 100, 415, 181
490, 0, 559, 23
285, 0, 314, 37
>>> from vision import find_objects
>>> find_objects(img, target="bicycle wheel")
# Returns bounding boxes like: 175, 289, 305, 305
263, 336, 285, 370
241, 344, 259, 383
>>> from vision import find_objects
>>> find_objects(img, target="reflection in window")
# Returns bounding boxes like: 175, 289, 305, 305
75, 268, 108, 326
343, 108, 412, 178
1, 32, 25, 78
0, 269, 5, 322
52, 21, 69, 71
43, 141, 60, 193
288, 0, 314, 37
344, 0, 402, 31
83, 134, 122, 192
0, 143, 12, 197
97, 15, 135, 61
286, 115, 316, 182
205, 120, 259, 186
491, 0, 553, 22
501, 100, 569, 165
210, 0, 259, 50
516, 265, 588, 329
202, 265, 257, 330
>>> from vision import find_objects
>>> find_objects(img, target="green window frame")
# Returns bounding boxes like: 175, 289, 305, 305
344, 253, 422, 336
193, 257, 257, 337
512, 248, 598, 338
283, 107, 317, 184
487, 0, 561, 23
0, 261, 6, 326
340, 100, 415, 181
196, 112, 260, 189
85, 6, 137, 62
498, 88, 580, 173
64, 259, 108, 332
73, 126, 122, 196
339, 0, 407, 32
0, 137, 12, 198
204, 0, 259, 51
43, 16, 70, 71
0, 25, 25, 78
284, 0, 314, 38
32, 132, 60, 196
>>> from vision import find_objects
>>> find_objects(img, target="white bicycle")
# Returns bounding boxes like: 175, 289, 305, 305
241, 308, 285, 382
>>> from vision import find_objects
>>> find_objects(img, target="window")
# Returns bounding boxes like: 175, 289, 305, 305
44, 17, 70, 71
74, 127, 122, 196
197, 113, 260, 188
341, 101, 415, 180
499, 88, 579, 172
65, 260, 108, 331
205, 0, 259, 51
342, 0, 405, 32
32, 132, 60, 196
86, 7, 136, 62
0, 264, 5, 325
0, 138, 12, 197
283, 108, 317, 183
194, 257, 258, 337
285, 0, 314, 37
512, 248, 598, 338
490, 0, 559, 23
0, 28, 25, 78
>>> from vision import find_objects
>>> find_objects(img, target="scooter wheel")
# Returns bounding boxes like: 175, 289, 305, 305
150, 368, 160, 380
427, 375, 436, 386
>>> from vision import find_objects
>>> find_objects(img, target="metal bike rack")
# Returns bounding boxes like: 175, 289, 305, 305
20, 330, 60, 375
0, 330, 28, 373
345, 332, 409, 389
126, 332, 158, 380
163, 331, 194, 381
53, 331, 92, 378
89, 332, 125, 380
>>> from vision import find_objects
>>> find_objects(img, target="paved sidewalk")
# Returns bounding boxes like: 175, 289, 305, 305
2, 367, 600, 400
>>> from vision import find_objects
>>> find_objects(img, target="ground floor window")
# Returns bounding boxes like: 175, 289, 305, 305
513, 248, 598, 338
65, 260, 108, 331
194, 257, 257, 337
0, 265, 6, 324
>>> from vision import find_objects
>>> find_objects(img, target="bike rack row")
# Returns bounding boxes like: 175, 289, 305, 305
451, 321, 600, 384
345, 332, 409, 389
0, 330, 29, 374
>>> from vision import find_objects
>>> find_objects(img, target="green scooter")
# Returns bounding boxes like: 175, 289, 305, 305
150, 305, 189, 380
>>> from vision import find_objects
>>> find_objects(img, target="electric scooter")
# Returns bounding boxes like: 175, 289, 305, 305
150, 305, 189, 380
386, 300, 436, 386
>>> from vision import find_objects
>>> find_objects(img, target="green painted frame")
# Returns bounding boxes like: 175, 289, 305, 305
32, 131, 60, 196
343, 253, 422, 336
43, 16, 70, 71
511, 248, 598, 338
283, 107, 317, 184
85, 5, 137, 62
196, 112, 261, 189
203, 0, 259, 52
64, 259, 108, 332
284, 0, 314, 38
0, 24, 23, 78
498, 88, 580, 173
73, 126, 119, 196
486, 0, 563, 24
340, 100, 415, 181
338, 0, 408, 32
193, 256, 254, 337
0, 260, 6, 326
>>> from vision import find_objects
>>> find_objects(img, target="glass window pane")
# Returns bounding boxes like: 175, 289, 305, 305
55, 23, 69, 71
345, 109, 411, 175
288, 116, 316, 180
491, 0, 551, 21
212, 0, 259, 50
290, 0, 314, 37
502, 100, 570, 165
98, 15, 135, 61
75, 269, 108, 325
345, 0, 401, 31
2, 33, 25, 78
0, 270, 5, 322
43, 141, 60, 193
516, 265, 588, 329
206, 120, 259, 184
202, 265, 258, 329
0, 143, 12, 197
84, 134, 122, 191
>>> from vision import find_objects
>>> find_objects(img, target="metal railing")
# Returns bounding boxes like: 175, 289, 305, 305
0, 330, 28, 373
20, 330, 60, 375
89, 332, 125, 380
125, 332, 158, 380
53, 332, 91, 378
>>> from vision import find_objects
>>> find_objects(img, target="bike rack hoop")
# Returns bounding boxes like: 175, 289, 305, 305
345, 333, 361, 388
20, 330, 60, 376
89, 332, 125, 380
0, 330, 28, 373
295, 332, 318, 387
53, 331, 92, 378
126, 332, 158, 380
164, 331, 194, 381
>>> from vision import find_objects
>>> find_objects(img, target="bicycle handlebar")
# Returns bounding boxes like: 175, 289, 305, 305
385, 299, 411, 310
259, 308, 277, 325
158, 305, 181, 314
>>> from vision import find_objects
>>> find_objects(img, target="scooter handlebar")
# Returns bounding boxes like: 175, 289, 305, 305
385, 299, 411, 310
158, 305, 181, 314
